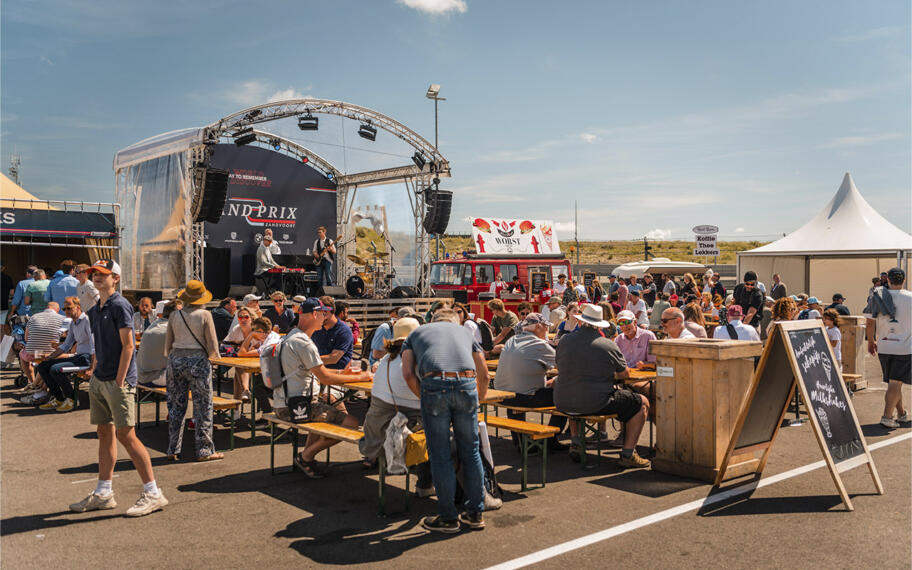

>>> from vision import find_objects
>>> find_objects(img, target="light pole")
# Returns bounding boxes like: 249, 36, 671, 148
426, 84, 446, 260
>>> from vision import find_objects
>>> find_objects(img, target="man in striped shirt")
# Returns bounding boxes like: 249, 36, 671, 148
18, 302, 65, 398
36, 296, 95, 412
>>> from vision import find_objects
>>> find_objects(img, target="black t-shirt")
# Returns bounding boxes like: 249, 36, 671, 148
733, 283, 764, 326
642, 282, 657, 306
1, 272, 12, 310
825, 302, 850, 316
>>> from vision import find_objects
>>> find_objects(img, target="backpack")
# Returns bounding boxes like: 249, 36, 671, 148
477, 319, 496, 351
360, 325, 378, 361
725, 323, 739, 340
260, 338, 313, 422
797, 309, 810, 321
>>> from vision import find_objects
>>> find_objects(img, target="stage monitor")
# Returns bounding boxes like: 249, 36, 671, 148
204, 144, 337, 285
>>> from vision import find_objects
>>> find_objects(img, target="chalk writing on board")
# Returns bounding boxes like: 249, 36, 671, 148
810, 380, 847, 412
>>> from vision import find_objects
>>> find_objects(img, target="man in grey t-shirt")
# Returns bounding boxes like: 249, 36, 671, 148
495, 313, 567, 448
554, 304, 650, 469
401, 310, 491, 533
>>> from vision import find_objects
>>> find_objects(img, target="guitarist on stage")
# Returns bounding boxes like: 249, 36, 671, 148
312, 226, 336, 287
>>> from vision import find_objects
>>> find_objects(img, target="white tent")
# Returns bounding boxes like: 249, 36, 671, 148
738, 173, 912, 314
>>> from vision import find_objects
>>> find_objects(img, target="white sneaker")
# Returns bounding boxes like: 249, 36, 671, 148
484, 492, 503, 511
125, 491, 168, 517
69, 492, 117, 512
880, 416, 899, 429
897, 412, 910, 423
22, 391, 49, 405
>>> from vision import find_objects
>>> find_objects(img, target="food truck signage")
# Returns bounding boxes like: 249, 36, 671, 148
471, 217, 560, 255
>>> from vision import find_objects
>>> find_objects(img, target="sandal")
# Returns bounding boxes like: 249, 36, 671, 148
294, 454, 325, 479
197, 452, 225, 462
166, 454, 179, 461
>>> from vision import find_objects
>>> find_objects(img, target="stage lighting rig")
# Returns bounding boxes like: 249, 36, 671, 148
233, 127, 256, 146
297, 112, 319, 131
357, 122, 377, 141
412, 151, 426, 170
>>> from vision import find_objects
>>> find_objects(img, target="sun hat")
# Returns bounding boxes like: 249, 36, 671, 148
243, 293, 262, 304
578, 304, 611, 328
85, 259, 121, 276
392, 317, 420, 340
177, 280, 213, 305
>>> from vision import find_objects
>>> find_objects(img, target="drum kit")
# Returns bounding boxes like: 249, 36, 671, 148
346, 249, 395, 298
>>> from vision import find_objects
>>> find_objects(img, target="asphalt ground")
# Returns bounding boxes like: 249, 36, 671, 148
1, 354, 909, 569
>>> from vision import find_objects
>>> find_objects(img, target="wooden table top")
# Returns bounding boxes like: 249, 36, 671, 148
210, 356, 261, 372
344, 381, 514, 404
627, 368, 657, 381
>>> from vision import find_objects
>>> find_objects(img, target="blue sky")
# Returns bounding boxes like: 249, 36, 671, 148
2, 0, 909, 241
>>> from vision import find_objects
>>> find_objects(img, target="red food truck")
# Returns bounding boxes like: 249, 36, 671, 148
429, 253, 572, 321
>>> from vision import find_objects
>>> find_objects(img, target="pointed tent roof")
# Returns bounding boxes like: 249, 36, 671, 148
742, 173, 912, 256
0, 173, 56, 210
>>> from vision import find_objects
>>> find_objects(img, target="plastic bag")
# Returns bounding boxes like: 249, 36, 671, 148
383, 411, 411, 475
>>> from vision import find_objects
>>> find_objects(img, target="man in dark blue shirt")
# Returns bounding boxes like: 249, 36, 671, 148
312, 297, 354, 370
70, 259, 167, 518
262, 291, 296, 334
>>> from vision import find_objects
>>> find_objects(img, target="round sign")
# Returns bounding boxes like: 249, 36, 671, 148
692, 225, 719, 235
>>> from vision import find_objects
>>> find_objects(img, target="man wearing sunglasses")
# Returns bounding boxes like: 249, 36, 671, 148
732, 271, 764, 329
660, 307, 696, 340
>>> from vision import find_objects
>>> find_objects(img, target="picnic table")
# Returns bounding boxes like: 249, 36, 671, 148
210, 356, 264, 441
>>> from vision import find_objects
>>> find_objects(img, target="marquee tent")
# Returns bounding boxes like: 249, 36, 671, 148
738, 173, 912, 314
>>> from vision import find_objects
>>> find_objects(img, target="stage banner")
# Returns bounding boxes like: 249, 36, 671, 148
470, 217, 559, 255
0, 208, 116, 238
205, 144, 337, 284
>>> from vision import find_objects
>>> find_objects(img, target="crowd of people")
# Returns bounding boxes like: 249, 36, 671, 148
2, 256, 909, 532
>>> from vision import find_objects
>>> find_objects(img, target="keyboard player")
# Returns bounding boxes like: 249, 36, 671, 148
254, 233, 284, 294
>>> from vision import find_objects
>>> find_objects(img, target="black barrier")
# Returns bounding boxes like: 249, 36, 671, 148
0, 209, 116, 238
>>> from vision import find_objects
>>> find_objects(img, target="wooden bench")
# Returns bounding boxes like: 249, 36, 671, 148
843, 373, 866, 392
134, 385, 242, 450
483, 414, 559, 491
263, 413, 417, 515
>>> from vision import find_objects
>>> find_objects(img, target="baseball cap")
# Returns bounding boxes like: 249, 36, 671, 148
832, 293, 845, 302
669, 294, 679, 303
765, 296, 775, 303
547, 296, 562, 305
616, 310, 636, 322
727, 304, 743, 318
629, 289, 641, 296
607, 274, 617, 278
85, 259, 121, 276
520, 312, 549, 327
807, 297, 820, 305
243, 294, 262, 303
298, 297, 332, 314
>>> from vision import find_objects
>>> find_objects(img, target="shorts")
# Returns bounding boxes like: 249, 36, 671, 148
879, 354, 911, 385
593, 389, 643, 422
89, 376, 137, 427
19, 349, 35, 363
311, 398, 348, 425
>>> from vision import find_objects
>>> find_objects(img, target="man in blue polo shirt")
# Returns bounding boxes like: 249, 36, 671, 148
69, 259, 167, 518
312, 296, 354, 370
8, 265, 36, 318
47, 259, 79, 312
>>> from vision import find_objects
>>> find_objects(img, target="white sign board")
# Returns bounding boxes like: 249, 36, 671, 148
471, 217, 559, 255
694, 228, 719, 256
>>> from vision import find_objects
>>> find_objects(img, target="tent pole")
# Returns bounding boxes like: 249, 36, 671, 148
804, 256, 810, 294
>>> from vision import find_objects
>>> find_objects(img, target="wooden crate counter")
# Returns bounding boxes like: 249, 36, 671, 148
649, 338, 762, 483
836, 316, 866, 380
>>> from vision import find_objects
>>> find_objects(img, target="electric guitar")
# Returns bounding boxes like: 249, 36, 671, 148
313, 240, 333, 264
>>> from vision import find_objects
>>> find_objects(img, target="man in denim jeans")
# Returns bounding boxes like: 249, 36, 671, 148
401, 309, 491, 533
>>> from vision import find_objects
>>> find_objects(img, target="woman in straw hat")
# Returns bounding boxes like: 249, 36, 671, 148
164, 280, 224, 461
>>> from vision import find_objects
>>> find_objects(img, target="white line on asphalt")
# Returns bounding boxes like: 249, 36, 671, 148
71, 474, 119, 484
486, 432, 912, 570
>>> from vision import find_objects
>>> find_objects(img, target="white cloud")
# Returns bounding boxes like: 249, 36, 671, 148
822, 133, 903, 148
579, 133, 597, 143
644, 228, 672, 240
39, 56, 54, 65
553, 222, 576, 234
398, 0, 467, 15
267, 88, 312, 103
834, 26, 904, 43
734, 227, 745, 233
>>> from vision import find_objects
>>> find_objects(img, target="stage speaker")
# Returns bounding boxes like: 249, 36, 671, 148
228, 285, 257, 298
390, 285, 419, 298
422, 189, 452, 235
204, 247, 231, 299
320, 285, 347, 298
194, 167, 230, 223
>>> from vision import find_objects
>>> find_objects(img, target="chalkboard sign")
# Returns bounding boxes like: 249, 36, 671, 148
716, 320, 882, 511
583, 272, 596, 289
787, 328, 864, 463
529, 271, 547, 294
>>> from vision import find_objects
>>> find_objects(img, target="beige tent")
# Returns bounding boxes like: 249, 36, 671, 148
0, 173, 56, 210
738, 173, 912, 314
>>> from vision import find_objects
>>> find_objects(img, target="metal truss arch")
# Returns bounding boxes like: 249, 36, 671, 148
217, 129, 344, 181
204, 98, 450, 177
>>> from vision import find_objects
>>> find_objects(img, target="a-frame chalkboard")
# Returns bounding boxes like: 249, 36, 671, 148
715, 320, 883, 511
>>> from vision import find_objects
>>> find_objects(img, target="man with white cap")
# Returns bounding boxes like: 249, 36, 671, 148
254, 233, 284, 294
554, 303, 651, 469
542, 296, 565, 332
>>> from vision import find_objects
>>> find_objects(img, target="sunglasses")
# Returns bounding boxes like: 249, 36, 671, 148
661, 317, 680, 323
617, 319, 634, 325
519, 311, 530, 316
238, 315, 251, 320
745, 282, 756, 287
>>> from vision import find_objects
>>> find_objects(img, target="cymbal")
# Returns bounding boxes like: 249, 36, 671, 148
347, 254, 367, 265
